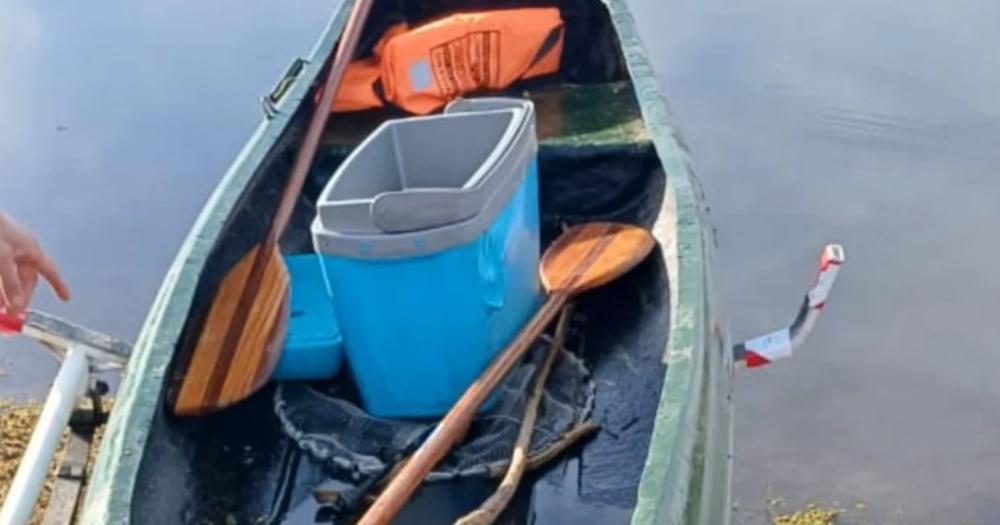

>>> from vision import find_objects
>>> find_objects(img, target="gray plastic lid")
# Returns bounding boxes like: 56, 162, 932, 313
313, 98, 537, 259
444, 97, 536, 119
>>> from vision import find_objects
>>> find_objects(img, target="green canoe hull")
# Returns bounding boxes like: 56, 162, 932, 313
82, 0, 732, 523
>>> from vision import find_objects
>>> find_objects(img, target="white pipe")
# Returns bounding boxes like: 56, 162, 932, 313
0, 346, 89, 525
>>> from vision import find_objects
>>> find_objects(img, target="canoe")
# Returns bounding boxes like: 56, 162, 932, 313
81, 0, 733, 523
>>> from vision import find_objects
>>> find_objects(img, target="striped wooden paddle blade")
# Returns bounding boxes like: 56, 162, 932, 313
540, 223, 656, 294
172, 245, 289, 416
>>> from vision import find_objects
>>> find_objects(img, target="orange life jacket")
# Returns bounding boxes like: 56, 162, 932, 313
332, 8, 564, 114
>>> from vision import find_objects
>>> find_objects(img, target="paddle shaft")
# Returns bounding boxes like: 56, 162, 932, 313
234, 0, 374, 300
357, 291, 569, 525
269, 0, 373, 243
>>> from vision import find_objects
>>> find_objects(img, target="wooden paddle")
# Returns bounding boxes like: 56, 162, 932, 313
357, 222, 656, 525
171, 0, 375, 417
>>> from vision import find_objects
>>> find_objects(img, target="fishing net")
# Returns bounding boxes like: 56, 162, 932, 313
273, 339, 594, 510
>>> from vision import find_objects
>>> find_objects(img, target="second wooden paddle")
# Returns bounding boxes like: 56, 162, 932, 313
171, 0, 375, 417
357, 222, 656, 525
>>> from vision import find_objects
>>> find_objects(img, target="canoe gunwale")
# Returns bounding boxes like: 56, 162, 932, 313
603, 0, 731, 524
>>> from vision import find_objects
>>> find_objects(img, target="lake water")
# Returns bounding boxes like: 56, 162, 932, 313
634, 0, 1000, 522
3, 0, 999, 523
0, 0, 336, 393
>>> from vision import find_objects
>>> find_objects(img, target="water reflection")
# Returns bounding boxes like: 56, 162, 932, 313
0, 0, 338, 396
631, 0, 1000, 522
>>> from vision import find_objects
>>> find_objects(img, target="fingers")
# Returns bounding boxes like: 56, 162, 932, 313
14, 237, 71, 302
18, 265, 39, 310
0, 248, 25, 312
0, 215, 71, 307
29, 249, 71, 301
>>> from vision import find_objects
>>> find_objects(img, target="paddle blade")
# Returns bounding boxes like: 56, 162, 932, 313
172, 246, 289, 416
540, 223, 655, 294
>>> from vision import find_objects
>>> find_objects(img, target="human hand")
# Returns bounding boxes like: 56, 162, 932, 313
0, 213, 71, 313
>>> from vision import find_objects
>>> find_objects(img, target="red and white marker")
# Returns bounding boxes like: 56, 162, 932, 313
735, 244, 845, 368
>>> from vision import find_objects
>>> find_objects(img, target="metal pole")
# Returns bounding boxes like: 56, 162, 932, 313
0, 346, 89, 525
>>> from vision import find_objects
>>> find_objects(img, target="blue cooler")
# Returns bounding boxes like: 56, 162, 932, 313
312, 99, 540, 418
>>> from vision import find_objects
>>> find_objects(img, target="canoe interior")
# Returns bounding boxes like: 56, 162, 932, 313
134, 1, 673, 523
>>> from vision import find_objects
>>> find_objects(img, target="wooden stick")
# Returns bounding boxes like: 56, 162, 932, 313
521, 420, 598, 471
454, 304, 574, 525
270, 0, 373, 243
218, 0, 377, 365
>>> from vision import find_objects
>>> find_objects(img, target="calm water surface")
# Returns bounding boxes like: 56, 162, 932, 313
0, 0, 335, 393
635, 0, 1000, 522
3, 0, 1000, 523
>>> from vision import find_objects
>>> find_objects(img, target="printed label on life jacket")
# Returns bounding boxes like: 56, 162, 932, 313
429, 30, 501, 97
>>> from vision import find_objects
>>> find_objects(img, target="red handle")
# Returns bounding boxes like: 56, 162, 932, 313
0, 309, 25, 335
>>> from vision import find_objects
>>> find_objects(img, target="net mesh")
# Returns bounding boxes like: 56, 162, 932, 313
273, 339, 594, 507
